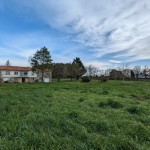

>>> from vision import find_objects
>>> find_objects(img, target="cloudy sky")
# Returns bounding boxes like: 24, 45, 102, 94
0, 0, 150, 69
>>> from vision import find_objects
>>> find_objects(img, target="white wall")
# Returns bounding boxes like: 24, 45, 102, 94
0, 70, 37, 78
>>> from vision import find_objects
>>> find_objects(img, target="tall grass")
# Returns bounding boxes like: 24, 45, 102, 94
0, 80, 150, 149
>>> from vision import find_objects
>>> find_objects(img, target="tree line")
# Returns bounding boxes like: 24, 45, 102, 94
3, 46, 150, 82
52, 58, 86, 80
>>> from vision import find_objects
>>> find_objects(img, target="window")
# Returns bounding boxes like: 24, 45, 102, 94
31, 72, 34, 76
14, 71, 18, 75
6, 71, 10, 75
20, 72, 28, 76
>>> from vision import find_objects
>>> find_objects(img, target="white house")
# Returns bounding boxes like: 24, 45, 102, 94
0, 66, 52, 83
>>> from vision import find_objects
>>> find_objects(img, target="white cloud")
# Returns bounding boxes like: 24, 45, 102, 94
84, 61, 111, 70
16, 0, 150, 62
1, 0, 150, 66
109, 60, 122, 64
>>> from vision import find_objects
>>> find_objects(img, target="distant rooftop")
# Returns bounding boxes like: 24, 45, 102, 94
0, 66, 32, 71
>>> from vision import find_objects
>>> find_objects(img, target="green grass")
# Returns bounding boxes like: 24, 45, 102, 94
0, 79, 150, 150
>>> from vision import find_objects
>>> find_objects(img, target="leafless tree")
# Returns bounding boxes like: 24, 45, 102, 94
104, 68, 112, 76
99, 70, 105, 76
118, 64, 130, 82
143, 65, 149, 78
133, 66, 141, 79
86, 65, 99, 80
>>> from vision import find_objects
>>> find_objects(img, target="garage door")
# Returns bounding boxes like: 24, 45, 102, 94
44, 78, 49, 82
3, 77, 9, 81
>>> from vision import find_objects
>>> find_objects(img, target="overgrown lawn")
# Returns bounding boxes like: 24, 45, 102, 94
0, 80, 150, 149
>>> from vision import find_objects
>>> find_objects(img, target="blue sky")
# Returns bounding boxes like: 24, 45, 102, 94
0, 0, 150, 69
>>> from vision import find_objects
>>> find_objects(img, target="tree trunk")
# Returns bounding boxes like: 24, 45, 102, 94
42, 70, 44, 82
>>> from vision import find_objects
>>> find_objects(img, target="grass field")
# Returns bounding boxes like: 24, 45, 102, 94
0, 79, 150, 150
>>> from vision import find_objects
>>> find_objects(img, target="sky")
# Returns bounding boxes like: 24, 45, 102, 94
0, 0, 150, 69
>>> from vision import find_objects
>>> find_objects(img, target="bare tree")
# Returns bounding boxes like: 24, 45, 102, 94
118, 64, 130, 82
143, 65, 149, 78
104, 68, 112, 76
99, 70, 105, 76
93, 67, 99, 77
86, 65, 98, 80
133, 66, 141, 79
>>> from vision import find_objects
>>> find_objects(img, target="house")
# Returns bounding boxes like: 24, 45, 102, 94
0, 66, 52, 83
36, 69, 52, 82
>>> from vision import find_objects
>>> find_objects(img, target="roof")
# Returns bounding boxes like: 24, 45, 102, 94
0, 66, 32, 71
0, 66, 52, 72
36, 69, 52, 72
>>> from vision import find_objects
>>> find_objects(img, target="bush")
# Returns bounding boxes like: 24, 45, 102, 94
81, 76, 90, 82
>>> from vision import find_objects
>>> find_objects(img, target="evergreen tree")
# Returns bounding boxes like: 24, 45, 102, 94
29, 46, 52, 82
5, 60, 11, 66
72, 57, 86, 80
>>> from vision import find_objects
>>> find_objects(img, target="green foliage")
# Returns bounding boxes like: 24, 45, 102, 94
52, 57, 86, 80
78, 97, 84, 102
29, 46, 52, 82
5, 59, 11, 66
81, 76, 90, 82
52, 63, 64, 78
102, 90, 109, 95
98, 99, 123, 109
72, 57, 86, 79
0, 80, 150, 149
127, 106, 146, 115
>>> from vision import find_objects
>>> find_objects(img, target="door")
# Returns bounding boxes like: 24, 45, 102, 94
22, 78, 25, 83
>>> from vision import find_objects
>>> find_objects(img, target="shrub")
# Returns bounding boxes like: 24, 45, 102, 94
81, 76, 90, 82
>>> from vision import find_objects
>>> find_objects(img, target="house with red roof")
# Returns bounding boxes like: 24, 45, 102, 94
0, 66, 52, 83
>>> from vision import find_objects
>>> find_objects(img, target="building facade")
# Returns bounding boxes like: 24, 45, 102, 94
0, 66, 52, 83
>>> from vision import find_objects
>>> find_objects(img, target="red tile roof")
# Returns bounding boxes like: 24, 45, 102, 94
0, 66, 32, 71
0, 66, 52, 72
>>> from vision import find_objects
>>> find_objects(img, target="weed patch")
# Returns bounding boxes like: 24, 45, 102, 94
79, 97, 84, 102
68, 111, 78, 120
102, 90, 109, 95
98, 99, 123, 109
127, 106, 145, 115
